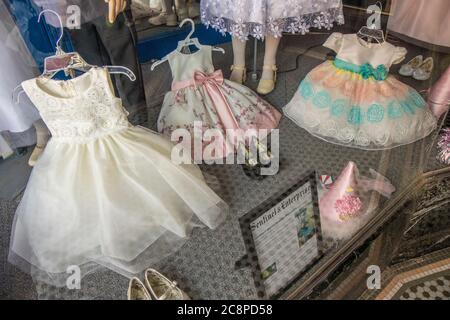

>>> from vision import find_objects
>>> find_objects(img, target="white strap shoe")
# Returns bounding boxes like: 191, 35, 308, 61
399, 55, 423, 77
413, 57, 434, 81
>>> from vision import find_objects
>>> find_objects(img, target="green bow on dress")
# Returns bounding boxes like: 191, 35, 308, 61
333, 58, 388, 81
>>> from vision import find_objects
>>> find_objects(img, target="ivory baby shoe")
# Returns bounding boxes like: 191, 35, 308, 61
399, 55, 423, 77
144, 268, 190, 300
127, 277, 152, 300
413, 57, 434, 81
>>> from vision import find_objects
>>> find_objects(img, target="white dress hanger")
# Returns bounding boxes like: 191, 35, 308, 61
13, 9, 136, 104
357, 2, 385, 44
151, 18, 225, 71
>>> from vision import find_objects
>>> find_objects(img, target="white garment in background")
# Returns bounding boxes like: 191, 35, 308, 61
9, 67, 228, 286
0, 3, 40, 133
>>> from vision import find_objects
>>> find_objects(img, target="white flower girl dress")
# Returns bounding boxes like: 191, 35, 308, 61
284, 33, 437, 149
9, 67, 228, 285
157, 45, 281, 160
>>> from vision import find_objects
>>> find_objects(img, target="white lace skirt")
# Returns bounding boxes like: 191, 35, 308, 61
201, 0, 344, 40
8, 126, 228, 286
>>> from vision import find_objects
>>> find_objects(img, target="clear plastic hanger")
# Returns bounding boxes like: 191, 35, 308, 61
357, 2, 385, 44
13, 9, 136, 104
151, 18, 225, 71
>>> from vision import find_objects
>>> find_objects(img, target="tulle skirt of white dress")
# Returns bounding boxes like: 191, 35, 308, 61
8, 126, 228, 286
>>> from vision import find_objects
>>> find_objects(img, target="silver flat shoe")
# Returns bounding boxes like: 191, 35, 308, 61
399, 55, 423, 77
144, 268, 190, 300
127, 277, 152, 300
413, 57, 434, 81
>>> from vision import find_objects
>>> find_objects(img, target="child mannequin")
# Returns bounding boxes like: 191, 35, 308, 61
201, 0, 344, 95
149, 0, 200, 26
230, 36, 281, 95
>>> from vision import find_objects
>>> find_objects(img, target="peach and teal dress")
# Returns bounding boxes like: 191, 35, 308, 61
284, 33, 437, 150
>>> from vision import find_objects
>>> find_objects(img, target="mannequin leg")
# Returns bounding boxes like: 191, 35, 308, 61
35, 119, 50, 148
187, 0, 200, 18
257, 35, 281, 95
28, 119, 51, 166
161, 0, 174, 14
175, 0, 188, 21
149, 0, 177, 26
261, 36, 281, 80
230, 37, 247, 84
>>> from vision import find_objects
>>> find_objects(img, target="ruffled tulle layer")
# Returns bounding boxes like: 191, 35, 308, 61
284, 61, 437, 149
8, 126, 228, 286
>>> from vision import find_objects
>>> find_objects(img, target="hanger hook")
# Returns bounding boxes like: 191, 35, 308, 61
38, 9, 64, 50
376, 1, 383, 12
179, 18, 195, 41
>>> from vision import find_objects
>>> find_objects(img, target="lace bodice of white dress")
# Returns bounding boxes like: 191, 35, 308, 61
21, 68, 130, 142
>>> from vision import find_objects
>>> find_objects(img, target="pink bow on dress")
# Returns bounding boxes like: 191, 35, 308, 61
172, 70, 247, 145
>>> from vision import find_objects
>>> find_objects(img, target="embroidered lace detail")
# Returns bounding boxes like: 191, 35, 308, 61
25, 70, 130, 142
201, 0, 344, 41
286, 99, 437, 149
286, 78, 437, 150
300, 80, 428, 123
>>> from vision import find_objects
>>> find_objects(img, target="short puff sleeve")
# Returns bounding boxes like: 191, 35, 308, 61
323, 33, 344, 53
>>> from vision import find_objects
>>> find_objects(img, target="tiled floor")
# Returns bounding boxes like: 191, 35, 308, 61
400, 274, 450, 300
